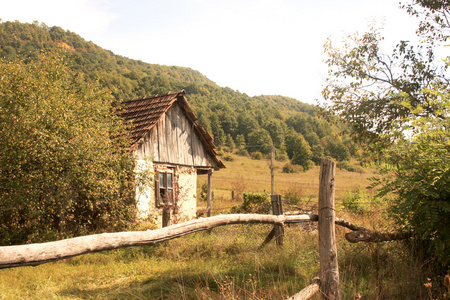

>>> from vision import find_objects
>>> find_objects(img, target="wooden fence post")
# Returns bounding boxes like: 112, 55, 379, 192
318, 158, 340, 299
271, 194, 284, 247
206, 169, 213, 217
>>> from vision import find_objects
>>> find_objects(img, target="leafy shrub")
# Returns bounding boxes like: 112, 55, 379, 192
338, 161, 365, 173
0, 54, 135, 245
282, 163, 302, 173
251, 152, 263, 160
341, 186, 371, 214
275, 151, 289, 162
236, 148, 249, 157
231, 192, 270, 214
200, 183, 214, 202
223, 154, 234, 161
284, 187, 303, 206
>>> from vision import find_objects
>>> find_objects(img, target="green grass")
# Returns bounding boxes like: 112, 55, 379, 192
0, 226, 320, 299
0, 153, 443, 299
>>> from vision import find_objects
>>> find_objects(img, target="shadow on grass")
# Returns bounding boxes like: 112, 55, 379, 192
59, 257, 307, 299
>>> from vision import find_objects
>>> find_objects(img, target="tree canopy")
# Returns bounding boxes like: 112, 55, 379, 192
322, 0, 449, 267
0, 20, 357, 166
0, 53, 135, 245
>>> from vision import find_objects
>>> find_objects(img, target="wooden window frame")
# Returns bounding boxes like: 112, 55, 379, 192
155, 168, 175, 208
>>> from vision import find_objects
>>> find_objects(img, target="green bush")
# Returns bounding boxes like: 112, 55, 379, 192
223, 154, 234, 161
236, 148, 249, 157
200, 183, 214, 202
231, 192, 271, 214
284, 188, 303, 207
251, 152, 263, 160
338, 161, 365, 173
275, 151, 289, 162
0, 54, 135, 245
341, 186, 371, 214
282, 163, 301, 174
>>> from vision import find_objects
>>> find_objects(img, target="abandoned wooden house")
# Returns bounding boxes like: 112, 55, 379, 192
120, 90, 225, 227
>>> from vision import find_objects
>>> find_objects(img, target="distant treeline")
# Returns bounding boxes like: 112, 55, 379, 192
0, 20, 357, 168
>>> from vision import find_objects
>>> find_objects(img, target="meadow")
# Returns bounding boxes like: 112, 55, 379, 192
0, 153, 441, 299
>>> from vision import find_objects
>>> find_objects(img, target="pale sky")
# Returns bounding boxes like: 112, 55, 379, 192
1, 0, 419, 104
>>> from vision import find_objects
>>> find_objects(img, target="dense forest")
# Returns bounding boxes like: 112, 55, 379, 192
0, 20, 355, 168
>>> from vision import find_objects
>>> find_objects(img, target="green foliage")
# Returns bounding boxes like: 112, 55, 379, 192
324, 136, 350, 162
282, 163, 301, 174
283, 187, 304, 207
0, 53, 135, 245
251, 151, 264, 160
225, 133, 235, 150
247, 128, 273, 155
231, 192, 271, 214
285, 130, 313, 171
200, 183, 214, 202
375, 102, 450, 266
0, 20, 360, 172
337, 161, 365, 173
322, 0, 450, 267
341, 186, 371, 214
223, 154, 234, 162
275, 150, 289, 162
311, 144, 324, 165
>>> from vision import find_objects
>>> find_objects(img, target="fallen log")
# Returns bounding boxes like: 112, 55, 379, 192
286, 272, 320, 300
0, 213, 316, 269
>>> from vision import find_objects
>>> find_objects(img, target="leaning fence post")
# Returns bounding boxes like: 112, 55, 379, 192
318, 158, 340, 300
271, 194, 284, 247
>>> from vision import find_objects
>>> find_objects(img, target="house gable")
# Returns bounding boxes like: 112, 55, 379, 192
136, 102, 219, 168
120, 90, 224, 170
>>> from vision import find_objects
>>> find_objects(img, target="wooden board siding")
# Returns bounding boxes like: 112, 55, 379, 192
136, 102, 217, 168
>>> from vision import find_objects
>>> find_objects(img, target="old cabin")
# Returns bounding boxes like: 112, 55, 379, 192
120, 90, 225, 227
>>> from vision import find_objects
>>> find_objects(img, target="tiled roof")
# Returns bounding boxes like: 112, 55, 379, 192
119, 90, 224, 168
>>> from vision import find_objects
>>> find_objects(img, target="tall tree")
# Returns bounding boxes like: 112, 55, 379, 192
0, 53, 135, 245
285, 130, 313, 170
322, 0, 449, 266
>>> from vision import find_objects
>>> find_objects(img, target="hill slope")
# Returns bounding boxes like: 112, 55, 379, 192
0, 20, 354, 164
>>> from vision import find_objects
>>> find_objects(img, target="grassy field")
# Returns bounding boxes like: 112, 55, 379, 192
197, 152, 376, 213
0, 153, 443, 299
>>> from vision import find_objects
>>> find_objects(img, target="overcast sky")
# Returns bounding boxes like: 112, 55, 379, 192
2, 0, 419, 104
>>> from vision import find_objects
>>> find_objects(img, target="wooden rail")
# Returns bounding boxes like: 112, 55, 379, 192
0, 158, 413, 300
0, 214, 316, 269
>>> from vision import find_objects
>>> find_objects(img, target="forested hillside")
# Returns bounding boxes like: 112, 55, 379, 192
0, 20, 354, 167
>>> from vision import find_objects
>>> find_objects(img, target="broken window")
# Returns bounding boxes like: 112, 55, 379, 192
156, 169, 174, 207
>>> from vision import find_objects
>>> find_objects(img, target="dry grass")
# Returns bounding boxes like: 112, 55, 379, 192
197, 153, 376, 213
0, 153, 442, 299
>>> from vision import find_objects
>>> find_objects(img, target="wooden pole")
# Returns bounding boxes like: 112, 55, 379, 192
206, 169, 213, 217
318, 158, 340, 300
271, 144, 275, 195
271, 194, 284, 247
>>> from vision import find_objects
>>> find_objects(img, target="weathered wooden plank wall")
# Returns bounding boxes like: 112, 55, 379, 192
136, 102, 217, 168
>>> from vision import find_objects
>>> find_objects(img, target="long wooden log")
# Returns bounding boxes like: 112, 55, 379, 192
0, 214, 316, 269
